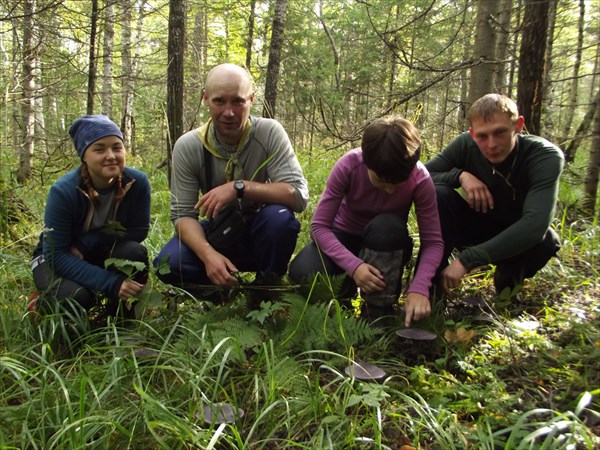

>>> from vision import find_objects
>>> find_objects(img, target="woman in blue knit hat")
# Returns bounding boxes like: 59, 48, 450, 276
30, 115, 151, 321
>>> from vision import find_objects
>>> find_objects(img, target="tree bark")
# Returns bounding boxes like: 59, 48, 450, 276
559, 0, 584, 147
18, 0, 37, 183
167, 0, 186, 185
467, 0, 500, 115
494, 0, 513, 92
101, 0, 115, 116
86, 0, 99, 114
542, 0, 557, 134
245, 0, 256, 70
564, 90, 600, 164
582, 92, 599, 217
120, 0, 133, 150
517, 0, 550, 136
262, 0, 288, 119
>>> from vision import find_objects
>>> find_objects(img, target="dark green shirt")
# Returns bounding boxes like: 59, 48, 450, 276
425, 132, 564, 270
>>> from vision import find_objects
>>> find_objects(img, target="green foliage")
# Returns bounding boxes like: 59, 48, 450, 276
278, 293, 377, 354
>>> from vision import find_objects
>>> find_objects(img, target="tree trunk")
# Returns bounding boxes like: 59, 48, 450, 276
542, 0, 557, 134
167, 0, 186, 185
516, 0, 550, 136
86, 0, 99, 114
262, 0, 288, 119
189, 5, 206, 129
245, 0, 256, 70
18, 0, 37, 184
559, 0, 585, 147
507, 0, 523, 98
101, 0, 115, 116
318, 1, 340, 91
121, 0, 133, 150
582, 92, 600, 217
564, 90, 600, 164
494, 0, 513, 92
467, 0, 500, 116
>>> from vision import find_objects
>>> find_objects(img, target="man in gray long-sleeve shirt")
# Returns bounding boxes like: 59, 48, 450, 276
154, 63, 308, 297
425, 93, 563, 298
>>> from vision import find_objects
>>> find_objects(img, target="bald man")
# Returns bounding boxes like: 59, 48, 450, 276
154, 63, 309, 300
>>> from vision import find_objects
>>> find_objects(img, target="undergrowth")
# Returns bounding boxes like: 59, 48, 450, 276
0, 153, 598, 449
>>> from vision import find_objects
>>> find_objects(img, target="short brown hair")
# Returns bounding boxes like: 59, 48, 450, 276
361, 116, 421, 183
469, 93, 519, 124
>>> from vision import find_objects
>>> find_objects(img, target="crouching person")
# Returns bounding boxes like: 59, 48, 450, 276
425, 94, 564, 299
31, 115, 151, 321
289, 116, 444, 327
153, 63, 308, 302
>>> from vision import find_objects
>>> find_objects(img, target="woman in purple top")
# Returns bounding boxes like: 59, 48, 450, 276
289, 116, 443, 327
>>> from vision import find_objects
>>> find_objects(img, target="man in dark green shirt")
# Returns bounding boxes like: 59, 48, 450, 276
425, 93, 564, 297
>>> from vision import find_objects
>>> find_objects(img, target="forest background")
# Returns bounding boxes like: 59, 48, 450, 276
0, 0, 599, 448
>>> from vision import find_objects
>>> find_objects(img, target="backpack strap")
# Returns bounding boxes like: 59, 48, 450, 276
203, 146, 213, 192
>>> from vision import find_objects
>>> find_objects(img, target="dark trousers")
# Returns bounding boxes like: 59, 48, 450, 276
435, 184, 560, 293
32, 240, 148, 314
154, 204, 300, 288
288, 214, 413, 297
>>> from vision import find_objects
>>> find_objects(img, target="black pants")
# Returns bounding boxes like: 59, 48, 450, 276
289, 214, 413, 298
32, 240, 148, 315
434, 184, 560, 293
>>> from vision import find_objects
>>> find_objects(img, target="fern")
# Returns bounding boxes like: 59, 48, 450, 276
181, 306, 263, 366
276, 293, 377, 354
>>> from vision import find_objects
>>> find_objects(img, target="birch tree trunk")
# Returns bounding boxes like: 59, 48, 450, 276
262, 0, 288, 119
86, 0, 99, 114
101, 0, 115, 117
18, 0, 37, 183
121, 0, 133, 149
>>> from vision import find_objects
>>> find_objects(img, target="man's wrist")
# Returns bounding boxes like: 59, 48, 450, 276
234, 180, 245, 198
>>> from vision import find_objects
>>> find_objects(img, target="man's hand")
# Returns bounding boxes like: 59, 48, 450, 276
119, 279, 145, 300
459, 171, 494, 213
202, 245, 239, 286
353, 263, 386, 293
404, 292, 431, 327
441, 258, 468, 294
195, 182, 236, 219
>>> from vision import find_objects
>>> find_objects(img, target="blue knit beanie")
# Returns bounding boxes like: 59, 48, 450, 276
69, 115, 124, 160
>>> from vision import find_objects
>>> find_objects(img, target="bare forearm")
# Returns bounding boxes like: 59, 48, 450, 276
175, 217, 215, 263
244, 181, 298, 210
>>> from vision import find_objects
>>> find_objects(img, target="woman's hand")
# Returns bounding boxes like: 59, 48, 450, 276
353, 263, 386, 293
404, 292, 431, 327
118, 279, 145, 301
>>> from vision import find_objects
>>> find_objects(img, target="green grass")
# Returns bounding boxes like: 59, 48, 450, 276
0, 152, 598, 449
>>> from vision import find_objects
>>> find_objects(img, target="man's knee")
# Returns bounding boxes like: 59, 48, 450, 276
254, 204, 300, 240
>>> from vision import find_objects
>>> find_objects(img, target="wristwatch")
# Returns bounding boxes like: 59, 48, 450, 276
234, 180, 245, 198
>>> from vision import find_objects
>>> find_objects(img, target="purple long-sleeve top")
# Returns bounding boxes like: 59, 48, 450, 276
311, 148, 444, 297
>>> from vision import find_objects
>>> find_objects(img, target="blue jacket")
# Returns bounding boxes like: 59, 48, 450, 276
33, 166, 151, 299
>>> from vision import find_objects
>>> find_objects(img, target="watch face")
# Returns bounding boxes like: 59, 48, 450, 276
235, 180, 245, 197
